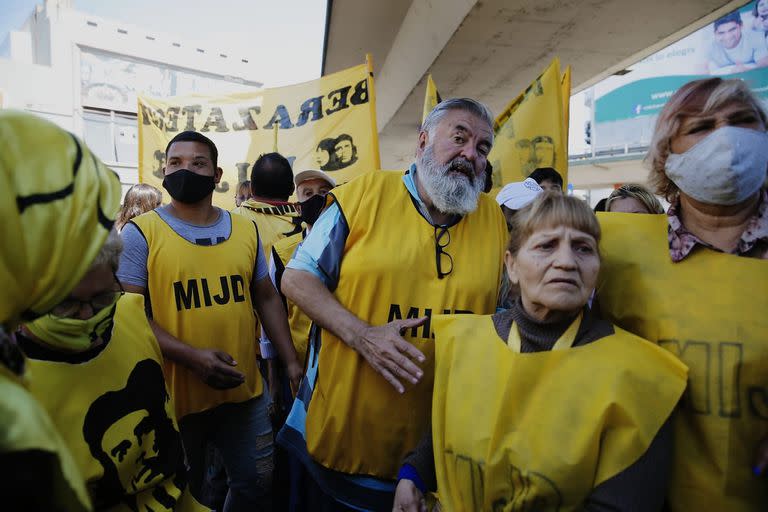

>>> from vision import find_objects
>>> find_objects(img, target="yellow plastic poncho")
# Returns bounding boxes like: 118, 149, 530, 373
0, 110, 122, 511
0, 110, 122, 326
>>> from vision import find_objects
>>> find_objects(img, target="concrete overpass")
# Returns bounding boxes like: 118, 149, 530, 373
322, 0, 748, 185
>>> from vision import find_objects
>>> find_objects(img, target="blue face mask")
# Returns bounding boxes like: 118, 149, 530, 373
665, 126, 768, 205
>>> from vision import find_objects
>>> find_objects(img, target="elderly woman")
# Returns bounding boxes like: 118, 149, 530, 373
0, 111, 121, 510
597, 77, 768, 511
18, 230, 200, 511
605, 183, 664, 214
393, 194, 687, 511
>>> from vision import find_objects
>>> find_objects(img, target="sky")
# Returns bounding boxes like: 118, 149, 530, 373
0, 0, 39, 41
1, 0, 327, 87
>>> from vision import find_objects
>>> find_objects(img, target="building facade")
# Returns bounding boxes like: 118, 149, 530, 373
0, 0, 262, 196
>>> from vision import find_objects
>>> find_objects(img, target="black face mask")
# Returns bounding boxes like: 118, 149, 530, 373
298, 194, 327, 225
162, 169, 215, 204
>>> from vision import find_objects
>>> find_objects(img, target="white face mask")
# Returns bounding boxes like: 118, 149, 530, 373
665, 126, 768, 205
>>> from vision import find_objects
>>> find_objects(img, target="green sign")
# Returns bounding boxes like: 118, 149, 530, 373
595, 67, 768, 124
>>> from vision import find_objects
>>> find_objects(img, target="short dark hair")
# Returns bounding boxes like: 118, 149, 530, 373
528, 167, 563, 187
593, 197, 608, 212
335, 134, 354, 146
250, 152, 294, 200
714, 12, 742, 31
165, 131, 218, 168
421, 98, 494, 145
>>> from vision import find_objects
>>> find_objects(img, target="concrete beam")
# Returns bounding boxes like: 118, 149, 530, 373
374, 0, 477, 131
324, 0, 739, 168
574, 0, 753, 93
569, 158, 650, 188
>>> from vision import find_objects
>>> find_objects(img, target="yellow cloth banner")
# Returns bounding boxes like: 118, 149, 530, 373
138, 60, 380, 208
26, 294, 197, 511
421, 74, 442, 124
597, 212, 768, 510
1, 365, 91, 511
562, 65, 571, 154
489, 58, 568, 187
432, 313, 687, 511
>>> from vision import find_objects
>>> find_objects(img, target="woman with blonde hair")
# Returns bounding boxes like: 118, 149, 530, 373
605, 183, 665, 214
598, 77, 768, 511
115, 184, 162, 232
235, 180, 252, 207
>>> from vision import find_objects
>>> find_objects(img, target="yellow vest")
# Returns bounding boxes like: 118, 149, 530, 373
1, 364, 91, 511
232, 199, 302, 258
597, 212, 768, 511
431, 313, 687, 511
305, 170, 507, 478
25, 293, 201, 511
272, 232, 312, 367
132, 211, 263, 419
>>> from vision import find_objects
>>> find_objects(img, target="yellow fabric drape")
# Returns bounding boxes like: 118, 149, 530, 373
432, 313, 687, 511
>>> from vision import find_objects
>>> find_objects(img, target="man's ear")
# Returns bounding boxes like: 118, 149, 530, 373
504, 250, 519, 285
214, 167, 223, 184
162, 166, 167, 176
417, 131, 429, 156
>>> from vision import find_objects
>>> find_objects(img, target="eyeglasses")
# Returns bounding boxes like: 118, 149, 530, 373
434, 225, 453, 279
50, 273, 125, 318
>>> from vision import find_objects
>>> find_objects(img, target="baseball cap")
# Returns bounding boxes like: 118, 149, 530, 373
495, 178, 543, 210
293, 169, 336, 188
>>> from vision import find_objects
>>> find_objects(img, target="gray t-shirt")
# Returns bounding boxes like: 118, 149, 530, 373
117, 205, 268, 289
709, 29, 768, 69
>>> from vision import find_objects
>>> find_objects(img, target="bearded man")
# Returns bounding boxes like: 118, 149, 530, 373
277, 98, 507, 510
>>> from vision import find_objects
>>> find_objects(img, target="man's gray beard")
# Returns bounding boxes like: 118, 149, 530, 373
416, 145, 484, 216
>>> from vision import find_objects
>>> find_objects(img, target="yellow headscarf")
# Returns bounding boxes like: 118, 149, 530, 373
0, 110, 122, 328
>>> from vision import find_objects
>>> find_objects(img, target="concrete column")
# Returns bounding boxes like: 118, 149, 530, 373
375, 0, 478, 132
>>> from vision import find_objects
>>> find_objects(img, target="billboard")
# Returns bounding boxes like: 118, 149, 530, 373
137, 62, 380, 208
80, 49, 258, 113
593, 1, 768, 150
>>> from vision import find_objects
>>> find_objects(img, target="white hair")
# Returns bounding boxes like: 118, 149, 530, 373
416, 144, 484, 216
91, 229, 123, 272
421, 97, 494, 145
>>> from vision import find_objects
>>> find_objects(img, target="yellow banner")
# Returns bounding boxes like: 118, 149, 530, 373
421, 74, 442, 124
138, 59, 380, 208
488, 58, 567, 187
562, 65, 571, 156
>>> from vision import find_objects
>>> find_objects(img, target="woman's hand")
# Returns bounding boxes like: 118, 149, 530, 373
392, 479, 427, 512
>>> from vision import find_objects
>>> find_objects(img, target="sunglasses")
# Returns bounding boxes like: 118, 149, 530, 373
50, 272, 125, 318
434, 225, 453, 279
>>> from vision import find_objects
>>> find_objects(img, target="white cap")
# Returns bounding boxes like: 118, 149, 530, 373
495, 178, 543, 210
293, 169, 336, 188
